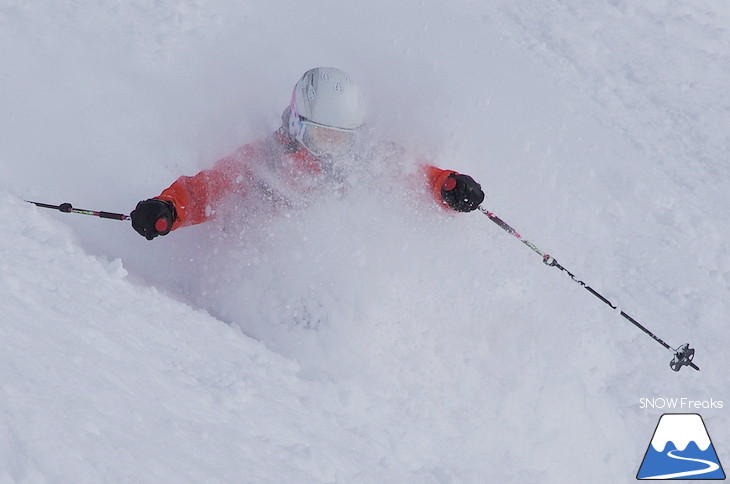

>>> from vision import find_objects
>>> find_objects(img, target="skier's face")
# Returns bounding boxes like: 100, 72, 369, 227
295, 119, 356, 158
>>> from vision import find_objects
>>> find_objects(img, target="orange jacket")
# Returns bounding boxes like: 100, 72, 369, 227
156, 133, 458, 230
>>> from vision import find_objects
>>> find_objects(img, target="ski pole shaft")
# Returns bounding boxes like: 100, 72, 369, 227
27, 201, 130, 221
478, 206, 699, 372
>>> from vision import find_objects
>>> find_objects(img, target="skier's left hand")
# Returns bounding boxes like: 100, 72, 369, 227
440, 173, 484, 212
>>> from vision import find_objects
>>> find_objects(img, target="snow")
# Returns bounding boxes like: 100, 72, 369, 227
650, 414, 711, 452
1, 0, 729, 482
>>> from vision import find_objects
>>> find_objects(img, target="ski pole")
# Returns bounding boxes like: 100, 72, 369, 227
478, 206, 699, 372
27, 200, 130, 221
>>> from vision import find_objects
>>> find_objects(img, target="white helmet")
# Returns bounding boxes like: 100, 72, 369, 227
288, 67, 365, 157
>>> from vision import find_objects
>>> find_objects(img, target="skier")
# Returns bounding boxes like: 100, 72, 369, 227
131, 67, 485, 240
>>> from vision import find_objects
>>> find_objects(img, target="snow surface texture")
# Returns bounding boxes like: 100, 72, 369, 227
1, 1, 729, 482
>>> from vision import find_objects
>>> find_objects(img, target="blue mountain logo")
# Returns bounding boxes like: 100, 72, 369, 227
637, 413, 725, 480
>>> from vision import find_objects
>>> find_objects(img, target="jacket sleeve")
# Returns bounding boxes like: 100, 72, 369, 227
423, 164, 458, 208
155, 149, 253, 230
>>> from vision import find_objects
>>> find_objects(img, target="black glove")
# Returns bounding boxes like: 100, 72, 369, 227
131, 199, 175, 240
440, 173, 485, 212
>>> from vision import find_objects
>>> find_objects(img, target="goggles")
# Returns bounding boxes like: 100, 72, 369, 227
293, 117, 356, 158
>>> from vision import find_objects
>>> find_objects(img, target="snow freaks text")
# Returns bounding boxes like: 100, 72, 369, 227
639, 398, 724, 410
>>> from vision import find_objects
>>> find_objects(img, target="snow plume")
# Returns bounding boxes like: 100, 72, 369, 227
1, 0, 729, 482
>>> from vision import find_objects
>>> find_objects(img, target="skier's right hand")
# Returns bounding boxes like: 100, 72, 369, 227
131, 199, 175, 240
